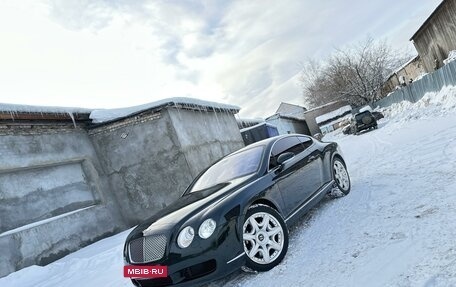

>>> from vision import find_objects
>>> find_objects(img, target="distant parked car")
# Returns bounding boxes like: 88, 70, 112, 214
124, 134, 350, 287
371, 111, 384, 121
240, 123, 279, 146
342, 124, 352, 135
351, 111, 377, 135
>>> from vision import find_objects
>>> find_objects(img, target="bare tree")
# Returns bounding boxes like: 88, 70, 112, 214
300, 37, 411, 108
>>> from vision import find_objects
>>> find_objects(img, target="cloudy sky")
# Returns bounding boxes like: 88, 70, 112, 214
0, 0, 442, 118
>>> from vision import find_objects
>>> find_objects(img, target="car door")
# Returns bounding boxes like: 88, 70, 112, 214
269, 136, 322, 217
297, 135, 324, 191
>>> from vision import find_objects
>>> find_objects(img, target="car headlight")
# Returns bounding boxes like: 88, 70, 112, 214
177, 226, 194, 248
198, 218, 216, 239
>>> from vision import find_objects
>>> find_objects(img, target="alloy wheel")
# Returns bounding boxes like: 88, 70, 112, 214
334, 160, 350, 191
242, 212, 284, 265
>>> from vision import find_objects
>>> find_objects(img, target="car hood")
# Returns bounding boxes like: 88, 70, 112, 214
127, 174, 255, 241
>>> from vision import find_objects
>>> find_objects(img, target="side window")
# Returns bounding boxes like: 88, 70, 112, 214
269, 137, 304, 170
298, 136, 313, 150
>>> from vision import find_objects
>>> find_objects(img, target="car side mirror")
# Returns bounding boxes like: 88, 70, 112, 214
313, 133, 323, 140
277, 152, 294, 165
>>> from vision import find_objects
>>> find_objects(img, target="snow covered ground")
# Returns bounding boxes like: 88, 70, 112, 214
2, 88, 456, 287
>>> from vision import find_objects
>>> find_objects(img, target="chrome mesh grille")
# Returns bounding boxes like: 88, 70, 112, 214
143, 235, 167, 262
129, 235, 167, 263
129, 238, 144, 263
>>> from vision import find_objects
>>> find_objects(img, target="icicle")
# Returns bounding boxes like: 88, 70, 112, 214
212, 104, 222, 133
67, 112, 77, 128
202, 105, 209, 130
224, 108, 231, 126
173, 102, 182, 121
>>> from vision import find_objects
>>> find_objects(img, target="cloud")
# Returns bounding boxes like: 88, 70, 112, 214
0, 0, 443, 118
48, 0, 114, 30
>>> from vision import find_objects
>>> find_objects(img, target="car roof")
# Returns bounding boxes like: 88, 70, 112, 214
355, 110, 372, 116
231, 134, 309, 156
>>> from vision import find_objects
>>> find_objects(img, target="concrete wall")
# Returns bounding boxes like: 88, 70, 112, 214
304, 101, 349, 136
88, 110, 194, 226
412, 0, 456, 72
0, 106, 243, 277
382, 57, 426, 97
89, 108, 244, 225
0, 128, 125, 277
168, 108, 244, 178
397, 57, 426, 82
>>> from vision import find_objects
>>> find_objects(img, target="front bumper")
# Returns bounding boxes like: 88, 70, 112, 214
131, 255, 244, 287
126, 220, 245, 287
356, 122, 376, 131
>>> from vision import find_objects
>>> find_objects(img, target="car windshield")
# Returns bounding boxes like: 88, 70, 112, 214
190, 146, 264, 192
355, 111, 371, 120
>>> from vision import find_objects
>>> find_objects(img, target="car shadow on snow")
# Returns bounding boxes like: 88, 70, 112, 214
204, 192, 343, 287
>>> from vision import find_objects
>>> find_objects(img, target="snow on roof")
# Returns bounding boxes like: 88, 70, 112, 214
0, 97, 240, 124
359, 105, 372, 113
236, 117, 264, 124
316, 105, 352, 124
395, 55, 419, 74
385, 55, 420, 81
0, 103, 92, 115
89, 97, 240, 123
304, 100, 346, 113
276, 102, 307, 114
266, 112, 306, 122
319, 113, 353, 128
239, 122, 275, 133
274, 102, 306, 120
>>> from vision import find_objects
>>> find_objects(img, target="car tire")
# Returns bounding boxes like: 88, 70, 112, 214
332, 157, 351, 195
242, 205, 288, 272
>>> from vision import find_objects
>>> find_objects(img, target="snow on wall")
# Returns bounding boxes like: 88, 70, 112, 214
443, 50, 456, 65
315, 105, 352, 124
89, 97, 241, 123
373, 60, 456, 109
376, 85, 456, 122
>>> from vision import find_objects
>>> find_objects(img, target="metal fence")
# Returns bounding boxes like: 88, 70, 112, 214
373, 60, 456, 108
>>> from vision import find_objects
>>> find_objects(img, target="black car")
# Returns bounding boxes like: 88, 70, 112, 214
124, 134, 351, 287
342, 124, 352, 135
371, 111, 384, 121
351, 111, 377, 134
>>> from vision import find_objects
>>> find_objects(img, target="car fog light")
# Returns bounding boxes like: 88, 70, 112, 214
177, 226, 194, 248
198, 219, 216, 239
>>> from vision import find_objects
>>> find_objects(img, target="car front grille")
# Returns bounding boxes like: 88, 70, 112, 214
129, 235, 167, 263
